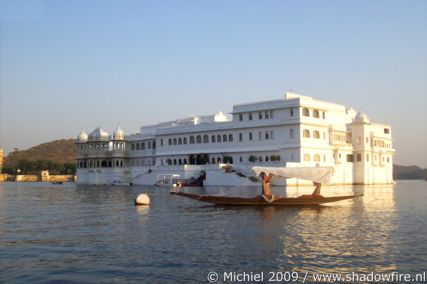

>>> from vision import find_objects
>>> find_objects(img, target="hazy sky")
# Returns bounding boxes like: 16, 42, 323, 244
0, 0, 426, 167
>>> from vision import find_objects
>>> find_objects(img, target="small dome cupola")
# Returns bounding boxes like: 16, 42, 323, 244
113, 125, 125, 140
353, 111, 370, 124
77, 128, 88, 142
88, 127, 110, 141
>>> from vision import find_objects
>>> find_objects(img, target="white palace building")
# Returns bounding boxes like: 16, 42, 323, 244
76, 92, 394, 186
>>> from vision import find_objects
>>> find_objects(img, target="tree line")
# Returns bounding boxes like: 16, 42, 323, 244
2, 159, 76, 175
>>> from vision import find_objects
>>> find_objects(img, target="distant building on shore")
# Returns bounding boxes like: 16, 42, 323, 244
76, 92, 395, 186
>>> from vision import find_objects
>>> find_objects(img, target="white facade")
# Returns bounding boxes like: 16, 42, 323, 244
76, 92, 394, 185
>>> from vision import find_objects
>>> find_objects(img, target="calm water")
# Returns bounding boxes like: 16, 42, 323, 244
1, 181, 426, 283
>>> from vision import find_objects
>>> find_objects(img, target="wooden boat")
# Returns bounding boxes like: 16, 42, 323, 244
171, 191, 362, 206
171, 166, 363, 206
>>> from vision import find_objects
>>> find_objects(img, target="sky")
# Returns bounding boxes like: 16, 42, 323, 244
0, 0, 426, 167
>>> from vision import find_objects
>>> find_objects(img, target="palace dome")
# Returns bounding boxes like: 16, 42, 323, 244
88, 127, 110, 141
113, 125, 125, 140
77, 129, 88, 142
353, 111, 370, 124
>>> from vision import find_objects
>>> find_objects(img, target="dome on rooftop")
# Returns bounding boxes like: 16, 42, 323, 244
353, 112, 370, 124
113, 125, 125, 140
88, 127, 110, 141
77, 129, 88, 142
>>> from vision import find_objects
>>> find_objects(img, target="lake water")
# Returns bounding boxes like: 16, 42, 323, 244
1, 181, 426, 283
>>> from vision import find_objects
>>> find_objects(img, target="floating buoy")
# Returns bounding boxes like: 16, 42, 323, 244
135, 193, 150, 206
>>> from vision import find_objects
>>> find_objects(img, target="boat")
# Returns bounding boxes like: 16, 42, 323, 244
155, 174, 181, 187
171, 166, 362, 206
171, 191, 361, 206
110, 180, 132, 186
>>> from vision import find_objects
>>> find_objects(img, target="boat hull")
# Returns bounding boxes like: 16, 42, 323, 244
171, 192, 362, 206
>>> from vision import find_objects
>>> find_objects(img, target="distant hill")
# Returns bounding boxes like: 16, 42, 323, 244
393, 164, 427, 180
3, 139, 76, 172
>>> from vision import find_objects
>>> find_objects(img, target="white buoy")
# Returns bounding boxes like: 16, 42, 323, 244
135, 193, 150, 206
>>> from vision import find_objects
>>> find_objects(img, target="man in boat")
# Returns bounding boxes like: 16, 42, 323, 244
259, 172, 323, 200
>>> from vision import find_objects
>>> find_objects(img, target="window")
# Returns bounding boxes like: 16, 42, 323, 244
249, 113, 253, 120
258, 112, 263, 119
265, 131, 269, 140
212, 157, 215, 164
131, 143, 135, 151
249, 132, 253, 141
303, 129, 310, 138
228, 134, 233, 142
178, 138, 182, 145
211, 135, 216, 143
168, 139, 172, 146
322, 112, 326, 119
153, 142, 156, 149
304, 153, 310, 161
239, 133, 243, 142
142, 142, 145, 150
387, 157, 390, 163
313, 110, 320, 118
183, 137, 187, 144
290, 129, 294, 139
223, 134, 227, 142
239, 114, 243, 121
356, 153, 361, 162
178, 159, 182, 165
196, 135, 202, 144
265, 156, 269, 162
217, 135, 221, 143
265, 111, 269, 119
302, 108, 310, 117
148, 142, 151, 149
290, 108, 294, 116
313, 130, 320, 139
203, 135, 209, 143
190, 136, 195, 144
136, 143, 140, 150
347, 154, 354, 162
384, 128, 390, 134
239, 156, 243, 162
173, 138, 177, 145
314, 154, 320, 162
160, 139, 163, 146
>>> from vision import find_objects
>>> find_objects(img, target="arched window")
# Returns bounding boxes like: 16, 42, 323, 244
178, 159, 182, 165
173, 159, 177, 165
120, 160, 123, 167
173, 138, 177, 145
190, 136, 195, 144
217, 157, 221, 163
304, 154, 311, 161
168, 139, 172, 146
203, 135, 209, 143
228, 134, 233, 142
148, 142, 151, 149
183, 159, 187, 164
212, 157, 215, 164
239, 133, 243, 141
196, 135, 202, 144
313, 110, 320, 118
217, 135, 221, 143
131, 143, 135, 151
265, 156, 269, 162
223, 134, 227, 142
115, 160, 119, 167
178, 138, 182, 145
153, 142, 156, 149
302, 108, 310, 117
313, 130, 320, 139
211, 135, 216, 143
136, 143, 140, 150
303, 129, 310, 138
314, 154, 321, 162
108, 161, 112, 167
